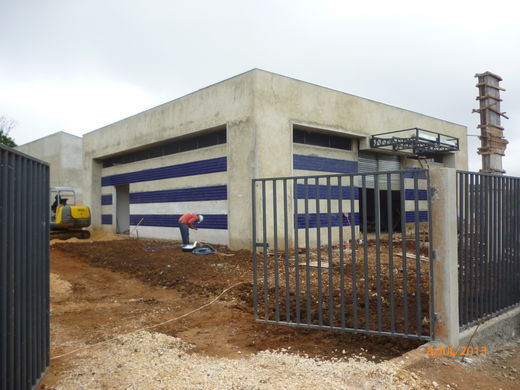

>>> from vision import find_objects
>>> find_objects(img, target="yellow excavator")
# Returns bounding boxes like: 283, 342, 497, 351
50, 187, 91, 240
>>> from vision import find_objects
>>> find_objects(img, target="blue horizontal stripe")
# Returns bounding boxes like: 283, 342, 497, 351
296, 184, 359, 200
130, 214, 228, 230
404, 189, 428, 201
293, 154, 358, 174
101, 194, 113, 205
130, 185, 227, 204
297, 212, 360, 229
101, 214, 112, 225
405, 210, 428, 223
101, 157, 227, 186
403, 168, 427, 179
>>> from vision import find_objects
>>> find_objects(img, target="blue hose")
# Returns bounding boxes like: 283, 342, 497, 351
192, 247, 214, 255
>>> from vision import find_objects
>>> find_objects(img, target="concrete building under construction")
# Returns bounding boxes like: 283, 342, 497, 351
83, 69, 468, 249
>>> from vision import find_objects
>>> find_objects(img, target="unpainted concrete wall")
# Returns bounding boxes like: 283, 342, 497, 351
84, 69, 468, 249
16, 132, 84, 204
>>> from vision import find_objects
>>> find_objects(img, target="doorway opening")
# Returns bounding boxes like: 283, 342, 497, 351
359, 189, 402, 233
115, 184, 130, 234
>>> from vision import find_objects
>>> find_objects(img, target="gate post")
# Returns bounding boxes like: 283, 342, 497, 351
430, 168, 459, 347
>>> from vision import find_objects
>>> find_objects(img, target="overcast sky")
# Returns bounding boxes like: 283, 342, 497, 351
1, 0, 519, 175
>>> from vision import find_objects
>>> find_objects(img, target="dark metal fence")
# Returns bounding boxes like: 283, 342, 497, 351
457, 171, 520, 329
252, 169, 434, 340
1, 144, 50, 390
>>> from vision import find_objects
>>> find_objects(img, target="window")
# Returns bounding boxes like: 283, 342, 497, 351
102, 127, 226, 168
293, 128, 352, 150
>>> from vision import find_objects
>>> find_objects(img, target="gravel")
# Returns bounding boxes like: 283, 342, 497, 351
56, 331, 435, 390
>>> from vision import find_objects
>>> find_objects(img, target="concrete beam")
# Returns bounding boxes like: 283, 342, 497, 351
430, 167, 459, 347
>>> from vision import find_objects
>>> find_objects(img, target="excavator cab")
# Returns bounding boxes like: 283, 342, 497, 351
50, 187, 91, 239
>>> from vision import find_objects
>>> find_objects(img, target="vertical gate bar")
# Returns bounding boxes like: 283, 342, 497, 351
304, 178, 311, 325
513, 178, 516, 307
498, 177, 503, 312
362, 175, 369, 330
427, 171, 435, 340
326, 177, 334, 327
512, 178, 516, 307
457, 172, 463, 326
25, 159, 31, 386
485, 175, 490, 317
503, 177, 507, 310
497, 175, 502, 313
387, 173, 395, 333
20, 157, 26, 390
490, 174, 495, 314
24, 159, 30, 386
513, 179, 520, 303
510, 177, 513, 307
463, 173, 469, 324
350, 175, 358, 329
338, 176, 346, 328
37, 162, 44, 373
283, 179, 290, 322
476, 173, 481, 319
29, 160, 36, 384
28, 159, 33, 388
272, 180, 280, 322
43, 161, 50, 369
506, 177, 511, 308
262, 180, 269, 320
481, 175, 486, 316
374, 174, 382, 332
252, 180, 258, 318
15, 155, 22, 389
513, 178, 520, 303
511, 179, 520, 304
413, 173, 422, 337
316, 177, 323, 326
493, 176, 498, 314
35, 161, 42, 382
475, 175, 480, 319
22, 157, 28, 387
488, 175, 493, 316
500, 177, 505, 310
33, 161, 39, 376
34, 161, 40, 381
400, 172, 409, 334
34, 160, 41, 383
0, 150, 7, 390
490, 176, 495, 314
7, 152, 15, 390
479, 175, 484, 318
503, 177, 507, 309
507, 177, 512, 308
293, 179, 301, 323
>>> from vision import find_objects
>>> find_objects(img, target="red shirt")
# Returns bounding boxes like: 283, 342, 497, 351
178, 213, 199, 228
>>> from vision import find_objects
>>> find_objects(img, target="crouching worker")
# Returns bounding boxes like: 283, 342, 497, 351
178, 213, 204, 247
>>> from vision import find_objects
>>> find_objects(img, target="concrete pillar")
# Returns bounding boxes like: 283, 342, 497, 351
430, 167, 459, 347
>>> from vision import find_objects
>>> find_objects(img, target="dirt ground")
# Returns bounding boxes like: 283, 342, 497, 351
41, 235, 520, 389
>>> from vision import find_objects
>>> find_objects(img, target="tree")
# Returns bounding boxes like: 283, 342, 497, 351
0, 116, 17, 147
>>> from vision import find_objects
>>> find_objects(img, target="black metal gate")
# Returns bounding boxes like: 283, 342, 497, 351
252, 169, 433, 340
1, 144, 50, 390
457, 171, 520, 329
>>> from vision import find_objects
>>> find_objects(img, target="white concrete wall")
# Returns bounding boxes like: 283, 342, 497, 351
16, 132, 84, 203
99, 144, 229, 244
